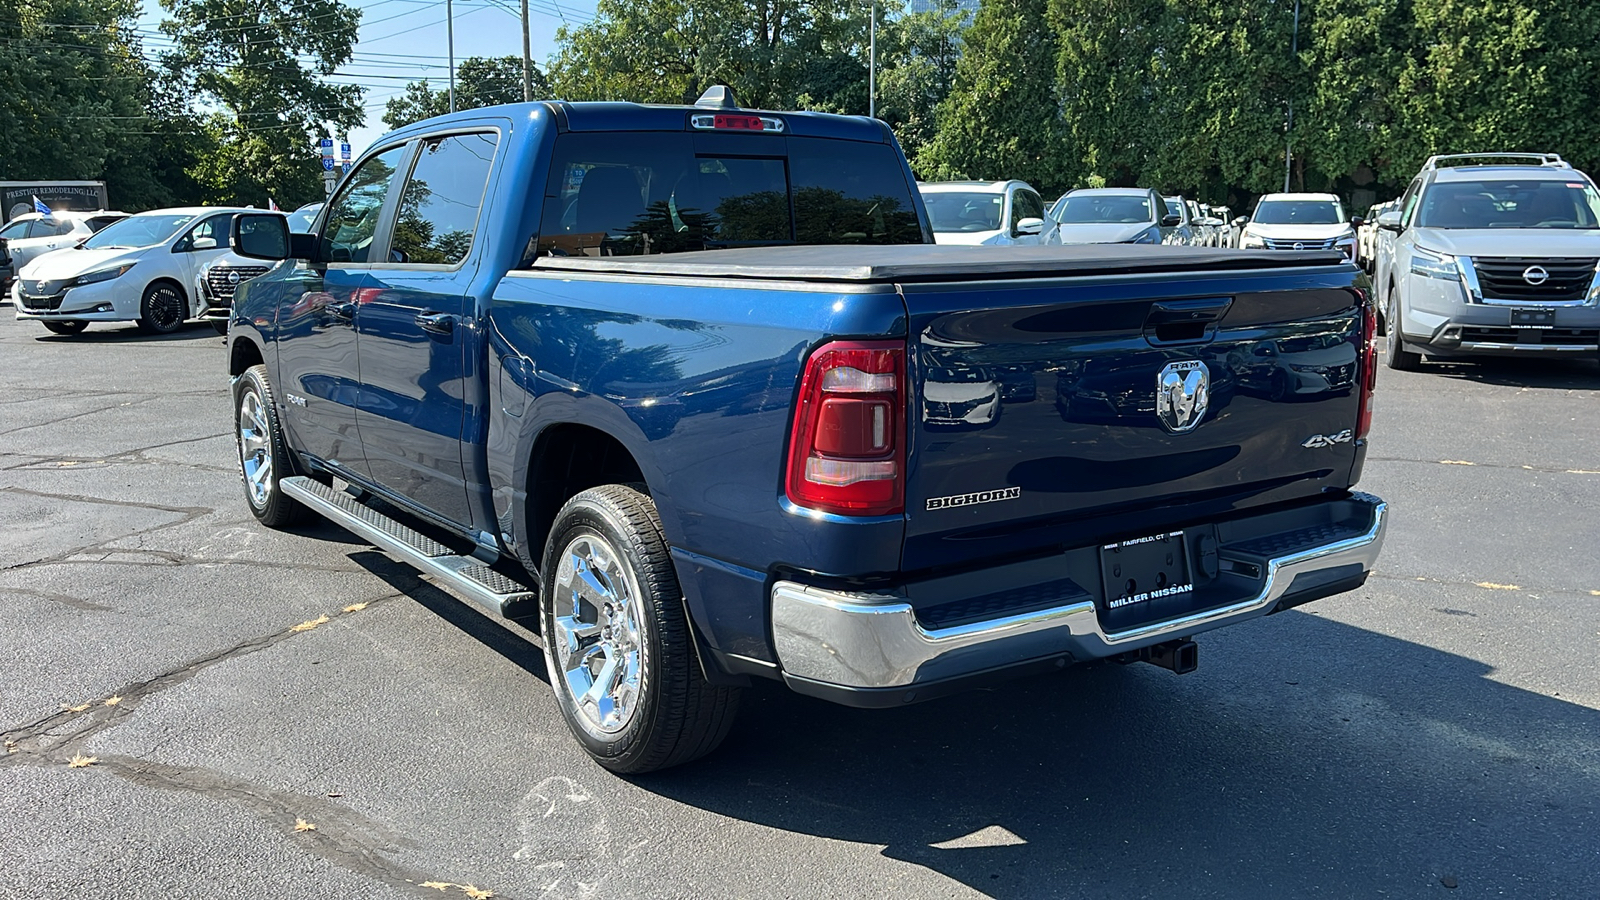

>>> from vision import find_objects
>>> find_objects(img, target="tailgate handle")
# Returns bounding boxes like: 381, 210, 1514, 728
1145, 297, 1232, 345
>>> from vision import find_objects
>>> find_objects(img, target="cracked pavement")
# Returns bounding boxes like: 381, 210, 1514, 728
1, 314, 1598, 899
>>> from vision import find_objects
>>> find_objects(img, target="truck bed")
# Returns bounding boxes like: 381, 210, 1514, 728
531, 244, 1349, 283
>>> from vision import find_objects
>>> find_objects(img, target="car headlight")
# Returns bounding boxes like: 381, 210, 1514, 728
1409, 246, 1459, 281
1240, 232, 1265, 249
71, 263, 135, 287
1336, 238, 1357, 259
1126, 228, 1159, 245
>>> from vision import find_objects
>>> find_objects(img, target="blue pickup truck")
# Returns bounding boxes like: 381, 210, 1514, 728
224, 92, 1386, 773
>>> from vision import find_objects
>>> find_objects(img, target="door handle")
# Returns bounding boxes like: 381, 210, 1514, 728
415, 311, 455, 335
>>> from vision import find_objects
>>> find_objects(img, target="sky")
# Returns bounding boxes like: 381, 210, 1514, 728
136, 0, 601, 156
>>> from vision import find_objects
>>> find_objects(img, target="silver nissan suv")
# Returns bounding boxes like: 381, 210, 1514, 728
1373, 153, 1600, 370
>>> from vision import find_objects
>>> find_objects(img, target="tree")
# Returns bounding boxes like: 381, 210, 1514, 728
548, 0, 872, 110
873, 0, 967, 160
159, 0, 363, 208
383, 56, 552, 130
0, 0, 197, 206
917, 0, 1073, 196
1385, 0, 1600, 183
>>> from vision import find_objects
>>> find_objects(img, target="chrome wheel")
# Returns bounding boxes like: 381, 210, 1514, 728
551, 532, 645, 735
238, 388, 273, 509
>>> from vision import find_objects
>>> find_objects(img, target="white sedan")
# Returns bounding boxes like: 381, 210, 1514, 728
11, 207, 272, 336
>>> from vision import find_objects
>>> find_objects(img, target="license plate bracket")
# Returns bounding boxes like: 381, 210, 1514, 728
1510, 307, 1555, 328
1099, 531, 1193, 613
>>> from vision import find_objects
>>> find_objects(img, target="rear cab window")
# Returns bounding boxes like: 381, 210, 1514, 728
533, 132, 923, 259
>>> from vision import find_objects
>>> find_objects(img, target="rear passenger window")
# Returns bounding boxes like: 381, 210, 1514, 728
533, 131, 922, 260
390, 132, 498, 266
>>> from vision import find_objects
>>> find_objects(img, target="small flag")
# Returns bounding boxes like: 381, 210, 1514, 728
32, 196, 50, 215
268, 198, 280, 212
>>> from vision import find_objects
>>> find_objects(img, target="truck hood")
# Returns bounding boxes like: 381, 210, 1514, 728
1050, 223, 1150, 245
934, 229, 1008, 246
17, 246, 145, 280
1412, 228, 1600, 258
1244, 223, 1353, 242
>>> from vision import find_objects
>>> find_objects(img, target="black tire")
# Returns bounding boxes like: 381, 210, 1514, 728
41, 320, 87, 336
233, 364, 308, 528
540, 484, 740, 773
136, 281, 187, 334
1384, 288, 1422, 371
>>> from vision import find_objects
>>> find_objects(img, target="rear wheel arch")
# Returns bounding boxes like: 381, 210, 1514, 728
521, 422, 649, 574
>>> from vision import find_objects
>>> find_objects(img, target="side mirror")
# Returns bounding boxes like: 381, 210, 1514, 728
1350, 216, 1367, 228
1232, 216, 1249, 228
1198, 217, 1223, 227
1161, 214, 1182, 227
1015, 217, 1045, 236
1376, 211, 1403, 232
191, 236, 217, 251
230, 213, 293, 261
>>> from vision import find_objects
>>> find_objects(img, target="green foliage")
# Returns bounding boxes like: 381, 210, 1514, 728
916, 0, 1073, 195
550, 0, 871, 108
383, 56, 553, 131
160, 0, 363, 208
0, 0, 192, 207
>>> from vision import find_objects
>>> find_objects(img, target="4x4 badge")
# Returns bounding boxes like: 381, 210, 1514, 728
1302, 429, 1353, 448
1156, 360, 1209, 433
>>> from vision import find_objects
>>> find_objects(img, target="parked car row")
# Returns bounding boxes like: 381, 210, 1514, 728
8, 201, 322, 336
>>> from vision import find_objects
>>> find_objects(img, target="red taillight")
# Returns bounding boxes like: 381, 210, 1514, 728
1357, 291, 1377, 439
785, 340, 905, 516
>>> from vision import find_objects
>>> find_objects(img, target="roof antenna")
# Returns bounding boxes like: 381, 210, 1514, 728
695, 85, 740, 109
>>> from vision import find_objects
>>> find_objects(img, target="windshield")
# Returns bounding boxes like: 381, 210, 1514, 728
1417, 180, 1600, 229
287, 206, 320, 234
922, 191, 1004, 233
1051, 194, 1153, 224
1253, 200, 1344, 225
1163, 198, 1186, 221
81, 213, 196, 250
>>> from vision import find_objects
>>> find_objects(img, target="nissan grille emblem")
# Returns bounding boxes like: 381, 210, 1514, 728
1522, 265, 1550, 286
227, 270, 242, 285
1156, 360, 1210, 433
1292, 241, 1305, 250
35, 281, 46, 292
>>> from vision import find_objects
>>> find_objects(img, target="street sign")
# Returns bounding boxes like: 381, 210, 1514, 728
340, 142, 351, 160
322, 158, 335, 171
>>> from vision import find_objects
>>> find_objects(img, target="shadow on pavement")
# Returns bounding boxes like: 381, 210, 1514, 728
31, 322, 218, 343
637, 610, 1600, 897
1412, 353, 1600, 390
348, 549, 549, 684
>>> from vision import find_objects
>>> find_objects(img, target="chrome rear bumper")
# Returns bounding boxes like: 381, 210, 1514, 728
772, 494, 1386, 693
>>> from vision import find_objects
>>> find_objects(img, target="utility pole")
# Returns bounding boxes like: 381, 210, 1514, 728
447, 0, 457, 113
868, 0, 876, 119
521, 0, 533, 101
1283, 0, 1299, 192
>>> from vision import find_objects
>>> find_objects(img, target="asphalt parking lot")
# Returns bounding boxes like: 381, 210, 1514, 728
1, 313, 1596, 899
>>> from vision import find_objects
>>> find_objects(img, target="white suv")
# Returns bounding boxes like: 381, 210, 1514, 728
919, 180, 1047, 246
1238, 193, 1359, 261
1373, 153, 1600, 370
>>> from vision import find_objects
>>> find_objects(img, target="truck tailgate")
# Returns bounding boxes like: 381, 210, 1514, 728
901, 265, 1364, 573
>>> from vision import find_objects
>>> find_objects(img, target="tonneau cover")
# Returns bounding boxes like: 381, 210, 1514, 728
530, 244, 1350, 283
